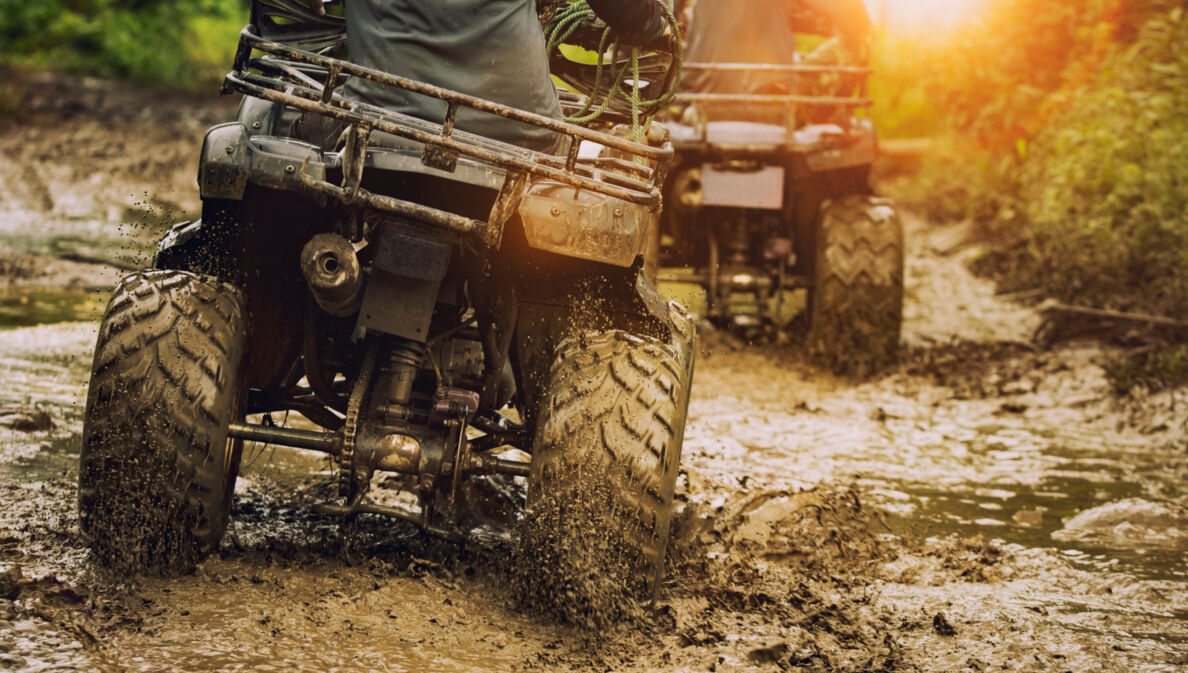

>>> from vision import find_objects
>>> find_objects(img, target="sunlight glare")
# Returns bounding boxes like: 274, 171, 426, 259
865, 0, 987, 36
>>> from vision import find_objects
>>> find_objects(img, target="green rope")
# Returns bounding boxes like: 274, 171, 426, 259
545, 0, 683, 138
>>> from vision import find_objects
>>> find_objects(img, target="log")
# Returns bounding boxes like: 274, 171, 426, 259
1037, 301, 1188, 329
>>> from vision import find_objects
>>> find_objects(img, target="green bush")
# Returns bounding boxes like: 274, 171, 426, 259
879, 3, 1188, 317
879, 139, 1022, 226
922, 0, 1117, 144
871, 0, 1150, 145
0, 0, 247, 86
877, 5, 1188, 390
1015, 9, 1188, 315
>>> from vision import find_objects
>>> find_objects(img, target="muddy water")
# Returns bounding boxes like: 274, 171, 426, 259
0, 290, 107, 331
0, 218, 1184, 671
687, 345, 1188, 574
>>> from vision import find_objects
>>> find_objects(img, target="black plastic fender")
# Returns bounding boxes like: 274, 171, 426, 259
199, 123, 252, 200
236, 95, 281, 135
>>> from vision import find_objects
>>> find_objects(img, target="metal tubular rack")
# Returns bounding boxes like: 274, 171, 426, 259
223, 28, 673, 239
675, 61, 873, 107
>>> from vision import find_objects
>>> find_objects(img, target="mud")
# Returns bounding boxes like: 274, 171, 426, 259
0, 75, 1187, 672
0, 71, 238, 293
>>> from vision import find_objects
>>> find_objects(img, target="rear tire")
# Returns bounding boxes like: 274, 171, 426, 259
523, 312, 695, 622
808, 195, 904, 376
79, 270, 247, 573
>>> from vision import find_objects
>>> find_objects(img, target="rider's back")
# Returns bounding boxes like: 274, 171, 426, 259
683, 0, 799, 96
343, 0, 563, 152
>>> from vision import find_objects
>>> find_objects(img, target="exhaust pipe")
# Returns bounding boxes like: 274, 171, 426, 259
301, 233, 363, 317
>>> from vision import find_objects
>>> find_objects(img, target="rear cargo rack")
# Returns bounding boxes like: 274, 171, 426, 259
675, 62, 872, 107
224, 28, 672, 213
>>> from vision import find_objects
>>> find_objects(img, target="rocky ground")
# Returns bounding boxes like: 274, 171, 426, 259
0, 74, 1185, 673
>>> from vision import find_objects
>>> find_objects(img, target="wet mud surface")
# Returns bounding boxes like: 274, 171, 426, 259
1, 78, 1187, 672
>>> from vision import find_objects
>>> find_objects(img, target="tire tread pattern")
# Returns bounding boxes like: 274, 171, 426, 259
79, 270, 246, 572
525, 305, 695, 614
809, 194, 905, 376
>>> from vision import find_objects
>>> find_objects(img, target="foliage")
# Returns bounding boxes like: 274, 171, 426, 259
878, 140, 1021, 226
866, 35, 940, 140
878, 3, 1188, 389
1102, 343, 1188, 395
873, 0, 1169, 141
0, 0, 248, 86
880, 3, 1188, 314
1014, 8, 1188, 316
920, 0, 1117, 146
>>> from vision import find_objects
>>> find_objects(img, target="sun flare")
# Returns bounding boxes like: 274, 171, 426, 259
868, 0, 987, 35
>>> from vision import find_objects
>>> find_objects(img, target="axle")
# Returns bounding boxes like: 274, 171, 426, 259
225, 420, 529, 477
228, 422, 338, 453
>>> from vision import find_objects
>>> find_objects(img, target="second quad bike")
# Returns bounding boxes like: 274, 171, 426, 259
656, 38, 904, 373
77, 0, 693, 603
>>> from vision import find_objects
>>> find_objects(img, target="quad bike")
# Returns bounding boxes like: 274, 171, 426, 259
77, 0, 694, 601
657, 44, 904, 373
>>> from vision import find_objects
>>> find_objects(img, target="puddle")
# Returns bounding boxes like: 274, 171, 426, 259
682, 345, 1188, 661
0, 288, 107, 329
0, 433, 81, 483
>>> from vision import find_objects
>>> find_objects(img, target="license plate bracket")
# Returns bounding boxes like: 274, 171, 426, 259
700, 164, 785, 210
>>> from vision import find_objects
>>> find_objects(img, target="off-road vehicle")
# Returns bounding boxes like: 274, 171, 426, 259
657, 26, 903, 373
78, 0, 693, 600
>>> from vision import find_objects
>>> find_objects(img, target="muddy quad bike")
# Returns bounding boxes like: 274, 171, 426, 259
657, 53, 903, 374
78, 0, 693, 601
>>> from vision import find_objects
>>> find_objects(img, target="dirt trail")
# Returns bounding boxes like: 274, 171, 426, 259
0, 77, 1186, 672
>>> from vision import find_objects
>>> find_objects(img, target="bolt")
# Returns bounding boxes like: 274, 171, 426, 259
251, 121, 261, 129
613, 208, 623, 217
549, 206, 562, 217
285, 165, 296, 174
224, 145, 234, 154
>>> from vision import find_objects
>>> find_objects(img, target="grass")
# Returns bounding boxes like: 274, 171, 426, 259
0, 0, 248, 90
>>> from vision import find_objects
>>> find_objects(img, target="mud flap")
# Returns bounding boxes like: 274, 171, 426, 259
634, 267, 677, 328
153, 212, 241, 276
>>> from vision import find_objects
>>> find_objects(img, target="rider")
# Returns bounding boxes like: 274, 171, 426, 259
682, 0, 872, 123
328, 0, 668, 152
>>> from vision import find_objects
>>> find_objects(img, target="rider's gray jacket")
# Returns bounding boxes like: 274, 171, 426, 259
343, 0, 665, 152
683, 0, 871, 94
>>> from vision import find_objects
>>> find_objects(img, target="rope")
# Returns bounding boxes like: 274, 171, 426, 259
544, 0, 683, 140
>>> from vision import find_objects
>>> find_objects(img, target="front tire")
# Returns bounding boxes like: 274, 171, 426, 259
79, 270, 247, 573
808, 194, 904, 376
523, 315, 695, 621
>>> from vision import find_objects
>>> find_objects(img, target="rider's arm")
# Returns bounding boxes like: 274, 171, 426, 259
585, 0, 667, 44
